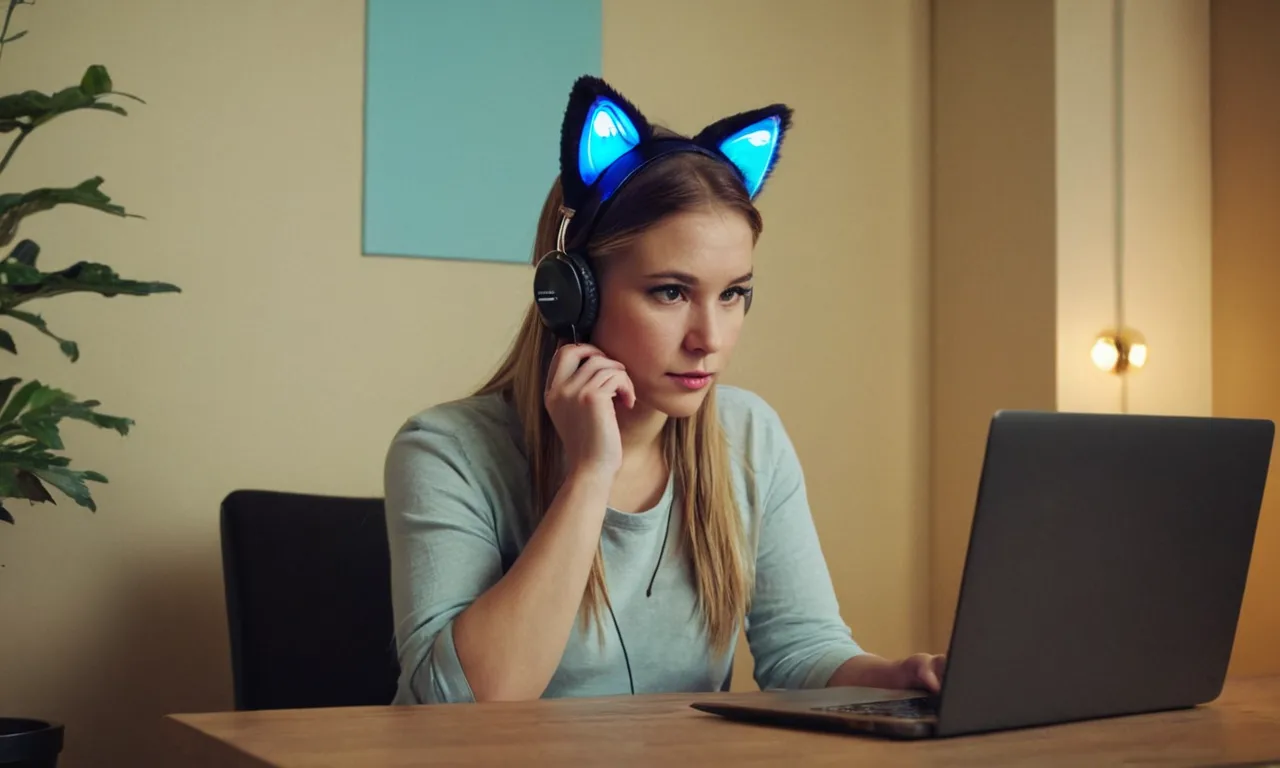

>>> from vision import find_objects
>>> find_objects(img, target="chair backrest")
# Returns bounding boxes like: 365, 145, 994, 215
219, 489, 400, 710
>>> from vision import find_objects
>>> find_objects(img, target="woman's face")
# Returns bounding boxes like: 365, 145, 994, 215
590, 206, 755, 419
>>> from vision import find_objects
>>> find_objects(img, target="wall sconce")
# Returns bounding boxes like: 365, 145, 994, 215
1091, 327, 1147, 374
1091, 0, 1147, 388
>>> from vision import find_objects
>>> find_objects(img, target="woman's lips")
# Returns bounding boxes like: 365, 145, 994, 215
667, 372, 714, 390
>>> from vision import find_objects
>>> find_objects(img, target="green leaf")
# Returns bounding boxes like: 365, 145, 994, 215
4, 238, 39, 265
30, 465, 100, 511
0, 380, 133, 440
0, 377, 125, 518
13, 468, 52, 503
0, 446, 54, 466
0, 377, 18, 408
0, 426, 119, 517
0, 66, 139, 129
0, 327, 12, 354
0, 378, 39, 424
68, 408, 131, 437
41, 85, 91, 120
0, 466, 17, 496
0, 309, 78, 360
80, 65, 112, 97
0, 89, 52, 120
62, 404, 130, 437
18, 414, 62, 449
0, 177, 142, 249
0, 463, 52, 504
3, 445, 70, 465
1, 259, 42, 284
0, 258, 179, 312
25, 382, 66, 412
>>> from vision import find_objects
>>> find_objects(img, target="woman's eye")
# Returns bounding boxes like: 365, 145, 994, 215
650, 285, 686, 303
648, 284, 753, 304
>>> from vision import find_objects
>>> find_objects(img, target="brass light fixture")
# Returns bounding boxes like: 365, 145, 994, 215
1091, 327, 1148, 374
1094, 0, 1146, 391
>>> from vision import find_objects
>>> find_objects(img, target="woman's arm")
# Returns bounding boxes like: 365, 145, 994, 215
735, 395, 945, 694
740, 400, 868, 690
450, 468, 612, 701
386, 345, 635, 704
827, 652, 946, 693
385, 421, 615, 704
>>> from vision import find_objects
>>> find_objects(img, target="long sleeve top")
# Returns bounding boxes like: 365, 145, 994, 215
383, 385, 864, 704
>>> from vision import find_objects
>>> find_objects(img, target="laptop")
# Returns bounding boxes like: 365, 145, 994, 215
691, 410, 1274, 739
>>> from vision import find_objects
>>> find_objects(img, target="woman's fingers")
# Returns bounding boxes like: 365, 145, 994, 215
547, 344, 609, 394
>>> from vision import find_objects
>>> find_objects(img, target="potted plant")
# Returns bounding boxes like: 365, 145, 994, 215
0, 2, 179, 765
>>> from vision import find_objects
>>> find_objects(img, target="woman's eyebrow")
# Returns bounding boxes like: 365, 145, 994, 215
643, 271, 754, 285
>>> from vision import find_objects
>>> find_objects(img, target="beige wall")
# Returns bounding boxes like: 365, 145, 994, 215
1056, 0, 1213, 417
1053, 0, 1213, 417
1056, 0, 1127, 414
1122, 0, 1213, 417
0, 1, 931, 765
930, 0, 1059, 651
1210, 0, 1280, 678
931, 0, 1215, 650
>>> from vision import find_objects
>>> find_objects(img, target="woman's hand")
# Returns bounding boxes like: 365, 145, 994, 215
827, 652, 948, 694
544, 343, 637, 479
892, 653, 947, 694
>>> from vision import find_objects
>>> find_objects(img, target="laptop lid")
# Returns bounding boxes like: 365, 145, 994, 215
934, 410, 1273, 737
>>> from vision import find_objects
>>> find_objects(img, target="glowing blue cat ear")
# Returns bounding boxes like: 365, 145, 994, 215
693, 105, 792, 199
578, 97, 642, 188
560, 76, 654, 210
717, 116, 782, 198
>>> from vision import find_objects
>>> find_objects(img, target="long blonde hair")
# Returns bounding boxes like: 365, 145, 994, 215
476, 149, 762, 655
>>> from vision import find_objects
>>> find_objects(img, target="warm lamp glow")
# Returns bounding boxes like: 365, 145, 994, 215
1091, 337, 1120, 371
1092, 328, 1148, 374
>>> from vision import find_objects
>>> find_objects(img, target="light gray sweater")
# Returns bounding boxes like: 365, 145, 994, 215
383, 385, 863, 704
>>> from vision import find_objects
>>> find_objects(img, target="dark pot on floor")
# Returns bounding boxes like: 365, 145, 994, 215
0, 718, 63, 768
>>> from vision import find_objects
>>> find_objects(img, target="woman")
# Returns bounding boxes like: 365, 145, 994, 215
384, 75, 945, 705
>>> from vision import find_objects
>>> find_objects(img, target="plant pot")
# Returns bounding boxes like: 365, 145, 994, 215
0, 718, 63, 768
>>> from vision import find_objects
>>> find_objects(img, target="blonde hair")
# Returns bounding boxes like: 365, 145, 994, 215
476, 149, 762, 655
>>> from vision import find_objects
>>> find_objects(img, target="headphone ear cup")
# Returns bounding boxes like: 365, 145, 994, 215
564, 250, 599, 337
533, 251, 583, 339
533, 250, 599, 341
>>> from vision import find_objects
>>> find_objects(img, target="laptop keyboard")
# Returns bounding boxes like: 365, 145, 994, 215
815, 697, 938, 719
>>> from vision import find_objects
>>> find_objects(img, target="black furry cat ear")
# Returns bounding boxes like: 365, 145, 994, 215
559, 75, 653, 211
693, 105, 793, 199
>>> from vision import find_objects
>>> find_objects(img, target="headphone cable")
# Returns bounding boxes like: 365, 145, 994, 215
608, 495, 676, 695
606, 598, 635, 695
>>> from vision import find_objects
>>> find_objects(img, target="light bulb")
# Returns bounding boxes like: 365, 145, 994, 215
1091, 337, 1120, 371
1128, 340, 1147, 368
1092, 327, 1148, 374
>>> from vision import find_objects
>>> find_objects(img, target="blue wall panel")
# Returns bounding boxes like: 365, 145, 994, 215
363, 0, 602, 263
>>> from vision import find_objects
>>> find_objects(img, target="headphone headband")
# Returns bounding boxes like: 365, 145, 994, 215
564, 139, 722, 250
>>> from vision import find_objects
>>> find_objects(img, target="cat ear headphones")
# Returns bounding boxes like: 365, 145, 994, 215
533, 75, 793, 343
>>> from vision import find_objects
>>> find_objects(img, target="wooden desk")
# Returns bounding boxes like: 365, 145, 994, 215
165, 676, 1280, 767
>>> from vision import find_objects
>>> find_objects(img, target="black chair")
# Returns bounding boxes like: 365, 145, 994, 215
219, 489, 400, 710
